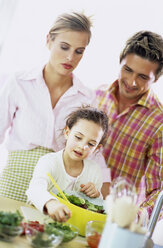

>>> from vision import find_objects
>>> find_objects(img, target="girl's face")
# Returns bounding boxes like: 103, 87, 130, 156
46, 30, 89, 76
64, 119, 104, 161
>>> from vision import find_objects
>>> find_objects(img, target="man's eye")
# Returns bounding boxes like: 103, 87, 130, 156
139, 75, 148, 80
124, 67, 132, 72
75, 136, 81, 140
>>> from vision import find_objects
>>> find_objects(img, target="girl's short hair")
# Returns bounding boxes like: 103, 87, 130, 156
65, 106, 108, 146
49, 12, 92, 44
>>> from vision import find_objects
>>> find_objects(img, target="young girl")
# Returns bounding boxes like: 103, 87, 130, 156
26, 106, 109, 222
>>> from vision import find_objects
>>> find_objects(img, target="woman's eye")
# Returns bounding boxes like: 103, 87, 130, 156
75, 49, 84, 55
61, 45, 69, 50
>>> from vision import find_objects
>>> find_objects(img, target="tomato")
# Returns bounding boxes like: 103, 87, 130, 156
87, 232, 102, 248
21, 221, 44, 235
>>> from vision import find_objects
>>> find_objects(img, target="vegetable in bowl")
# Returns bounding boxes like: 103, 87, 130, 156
50, 189, 107, 236
25, 224, 63, 248
23, 220, 79, 245
57, 191, 105, 214
45, 221, 79, 242
0, 210, 23, 241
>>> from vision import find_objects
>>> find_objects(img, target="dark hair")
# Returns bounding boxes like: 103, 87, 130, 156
120, 31, 163, 79
65, 106, 108, 146
49, 11, 92, 44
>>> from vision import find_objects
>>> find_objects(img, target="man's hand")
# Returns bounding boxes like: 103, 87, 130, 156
80, 183, 100, 198
45, 199, 71, 222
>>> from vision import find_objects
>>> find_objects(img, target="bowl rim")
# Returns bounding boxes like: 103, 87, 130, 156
86, 220, 106, 226
24, 224, 63, 236
44, 221, 79, 243
50, 192, 106, 216
86, 220, 106, 237
0, 223, 23, 232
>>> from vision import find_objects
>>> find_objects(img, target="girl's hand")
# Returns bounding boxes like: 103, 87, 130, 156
80, 183, 100, 198
45, 199, 71, 222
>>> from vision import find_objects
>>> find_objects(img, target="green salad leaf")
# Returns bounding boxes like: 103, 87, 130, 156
31, 232, 55, 247
57, 192, 105, 214
45, 222, 78, 242
0, 210, 23, 226
0, 211, 23, 241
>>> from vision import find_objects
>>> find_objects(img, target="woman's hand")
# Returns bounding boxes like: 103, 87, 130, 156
44, 199, 71, 222
80, 183, 100, 198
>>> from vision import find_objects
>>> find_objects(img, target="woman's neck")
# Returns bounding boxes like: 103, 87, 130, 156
43, 64, 72, 90
43, 64, 72, 108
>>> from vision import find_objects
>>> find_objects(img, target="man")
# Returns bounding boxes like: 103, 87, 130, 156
96, 31, 163, 218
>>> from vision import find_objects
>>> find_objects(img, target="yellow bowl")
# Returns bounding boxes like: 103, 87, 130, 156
50, 192, 106, 236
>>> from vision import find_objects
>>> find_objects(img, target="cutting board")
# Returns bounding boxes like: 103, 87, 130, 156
20, 206, 51, 224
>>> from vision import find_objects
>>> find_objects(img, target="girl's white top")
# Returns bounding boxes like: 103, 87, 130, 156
26, 149, 103, 212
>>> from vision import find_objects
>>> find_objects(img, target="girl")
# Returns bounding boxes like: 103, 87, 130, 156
26, 106, 109, 222
0, 12, 110, 202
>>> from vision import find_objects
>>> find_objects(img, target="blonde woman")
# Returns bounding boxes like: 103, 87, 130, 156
0, 12, 110, 202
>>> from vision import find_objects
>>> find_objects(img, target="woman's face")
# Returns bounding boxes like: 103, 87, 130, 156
46, 30, 89, 76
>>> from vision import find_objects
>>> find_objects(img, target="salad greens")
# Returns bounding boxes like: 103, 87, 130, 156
0, 210, 23, 226
45, 222, 78, 242
0, 211, 23, 241
57, 192, 105, 214
31, 232, 56, 248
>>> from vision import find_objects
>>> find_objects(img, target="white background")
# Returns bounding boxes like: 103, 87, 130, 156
0, 0, 163, 168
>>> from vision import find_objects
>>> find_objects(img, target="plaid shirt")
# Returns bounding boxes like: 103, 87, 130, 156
96, 80, 163, 217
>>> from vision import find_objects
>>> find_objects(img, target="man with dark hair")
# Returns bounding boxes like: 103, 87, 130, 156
96, 31, 163, 219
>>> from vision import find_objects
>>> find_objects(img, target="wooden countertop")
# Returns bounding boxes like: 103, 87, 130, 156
0, 196, 88, 248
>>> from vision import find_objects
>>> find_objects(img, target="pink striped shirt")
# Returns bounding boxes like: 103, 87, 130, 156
0, 66, 95, 151
96, 80, 163, 217
0, 65, 110, 182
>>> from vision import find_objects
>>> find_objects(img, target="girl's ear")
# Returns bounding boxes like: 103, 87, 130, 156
64, 126, 70, 140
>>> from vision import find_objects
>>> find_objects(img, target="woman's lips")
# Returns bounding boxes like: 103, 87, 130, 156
62, 63, 73, 70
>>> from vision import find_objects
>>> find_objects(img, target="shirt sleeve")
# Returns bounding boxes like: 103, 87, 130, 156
0, 76, 16, 144
139, 129, 163, 217
26, 153, 58, 212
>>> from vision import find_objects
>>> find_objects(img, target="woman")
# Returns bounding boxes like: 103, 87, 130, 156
0, 12, 110, 203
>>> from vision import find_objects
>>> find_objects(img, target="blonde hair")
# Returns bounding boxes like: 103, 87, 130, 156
49, 12, 92, 44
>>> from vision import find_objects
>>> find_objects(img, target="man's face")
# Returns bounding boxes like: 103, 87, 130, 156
118, 54, 159, 103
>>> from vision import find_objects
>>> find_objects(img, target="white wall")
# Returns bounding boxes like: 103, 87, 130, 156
0, 0, 163, 168
0, 0, 163, 96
